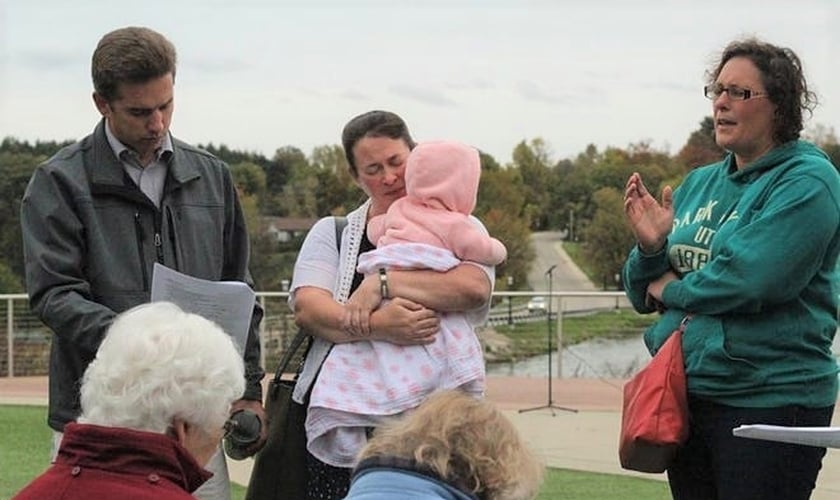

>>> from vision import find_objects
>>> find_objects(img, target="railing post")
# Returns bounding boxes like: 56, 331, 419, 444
259, 295, 267, 371
555, 297, 563, 379
7, 297, 14, 378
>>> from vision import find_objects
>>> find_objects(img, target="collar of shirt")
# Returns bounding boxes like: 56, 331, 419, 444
103, 120, 174, 166
104, 121, 173, 207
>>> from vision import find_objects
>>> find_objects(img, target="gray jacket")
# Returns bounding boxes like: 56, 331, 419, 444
21, 120, 263, 431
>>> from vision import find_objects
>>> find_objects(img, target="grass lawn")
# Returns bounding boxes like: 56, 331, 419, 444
2, 405, 670, 499
0, 405, 52, 496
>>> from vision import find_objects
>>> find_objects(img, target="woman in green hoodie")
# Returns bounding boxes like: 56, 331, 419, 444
623, 38, 840, 500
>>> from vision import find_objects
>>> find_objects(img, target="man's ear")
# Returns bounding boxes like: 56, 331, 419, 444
92, 92, 110, 117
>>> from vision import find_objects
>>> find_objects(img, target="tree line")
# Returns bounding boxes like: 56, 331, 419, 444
1, 117, 837, 294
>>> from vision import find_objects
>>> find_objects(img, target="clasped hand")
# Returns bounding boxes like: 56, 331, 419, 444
342, 273, 439, 344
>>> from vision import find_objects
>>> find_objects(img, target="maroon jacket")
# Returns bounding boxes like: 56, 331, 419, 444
14, 423, 212, 499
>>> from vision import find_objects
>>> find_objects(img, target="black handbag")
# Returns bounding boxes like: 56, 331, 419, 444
246, 216, 346, 499
245, 330, 311, 500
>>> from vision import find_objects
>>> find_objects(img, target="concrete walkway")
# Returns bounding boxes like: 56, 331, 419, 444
3, 375, 840, 499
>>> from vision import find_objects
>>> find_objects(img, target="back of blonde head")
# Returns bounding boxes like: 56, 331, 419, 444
357, 390, 544, 500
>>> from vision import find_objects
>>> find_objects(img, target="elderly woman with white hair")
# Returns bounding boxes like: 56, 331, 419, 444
14, 302, 245, 499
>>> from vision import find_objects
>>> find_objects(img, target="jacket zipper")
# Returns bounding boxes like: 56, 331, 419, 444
154, 211, 164, 264
166, 206, 180, 270
134, 212, 149, 288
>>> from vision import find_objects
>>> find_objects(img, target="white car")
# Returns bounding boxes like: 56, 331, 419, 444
527, 296, 547, 313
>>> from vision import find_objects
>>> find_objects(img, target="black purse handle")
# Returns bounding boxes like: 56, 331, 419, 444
272, 215, 347, 383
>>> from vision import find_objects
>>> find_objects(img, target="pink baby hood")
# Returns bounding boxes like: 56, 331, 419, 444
404, 140, 480, 216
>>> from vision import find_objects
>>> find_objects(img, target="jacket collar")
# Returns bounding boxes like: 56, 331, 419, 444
354, 456, 481, 500
58, 422, 212, 493
87, 119, 201, 193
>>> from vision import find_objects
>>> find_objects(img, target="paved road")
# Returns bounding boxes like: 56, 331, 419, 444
528, 231, 630, 312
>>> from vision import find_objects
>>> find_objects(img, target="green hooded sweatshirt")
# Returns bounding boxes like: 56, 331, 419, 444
623, 140, 840, 408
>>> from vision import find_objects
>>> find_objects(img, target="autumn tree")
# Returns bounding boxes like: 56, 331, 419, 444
0, 150, 44, 290
231, 161, 267, 199
511, 139, 553, 230
581, 187, 635, 289
310, 144, 365, 215
272, 146, 317, 217
675, 116, 725, 170
481, 207, 534, 289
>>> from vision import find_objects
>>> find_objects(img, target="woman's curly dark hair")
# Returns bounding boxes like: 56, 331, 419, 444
706, 37, 817, 145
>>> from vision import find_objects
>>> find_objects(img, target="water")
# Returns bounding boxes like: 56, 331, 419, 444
486, 334, 650, 378
487, 330, 840, 379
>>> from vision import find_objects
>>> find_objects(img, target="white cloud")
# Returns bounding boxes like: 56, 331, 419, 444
1, 0, 838, 165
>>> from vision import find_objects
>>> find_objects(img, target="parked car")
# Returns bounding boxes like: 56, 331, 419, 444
527, 296, 547, 313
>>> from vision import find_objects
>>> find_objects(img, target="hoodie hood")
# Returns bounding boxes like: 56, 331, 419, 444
729, 140, 833, 181
404, 140, 480, 214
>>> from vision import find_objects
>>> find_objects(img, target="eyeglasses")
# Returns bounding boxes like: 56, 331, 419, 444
703, 84, 768, 101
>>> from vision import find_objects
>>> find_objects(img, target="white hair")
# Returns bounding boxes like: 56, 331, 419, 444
78, 301, 245, 435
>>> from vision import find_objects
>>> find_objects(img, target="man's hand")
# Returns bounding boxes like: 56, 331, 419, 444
229, 398, 268, 457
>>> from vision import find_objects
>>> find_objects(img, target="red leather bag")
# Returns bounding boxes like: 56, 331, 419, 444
619, 318, 689, 473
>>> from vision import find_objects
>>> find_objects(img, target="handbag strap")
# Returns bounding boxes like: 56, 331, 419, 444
272, 215, 347, 383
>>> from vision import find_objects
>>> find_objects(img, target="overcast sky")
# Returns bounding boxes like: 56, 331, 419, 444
1, 0, 838, 164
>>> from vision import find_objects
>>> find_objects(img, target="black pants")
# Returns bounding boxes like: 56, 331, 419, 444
305, 448, 352, 500
668, 396, 833, 500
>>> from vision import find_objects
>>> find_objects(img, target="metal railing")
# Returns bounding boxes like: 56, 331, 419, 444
1, 291, 631, 378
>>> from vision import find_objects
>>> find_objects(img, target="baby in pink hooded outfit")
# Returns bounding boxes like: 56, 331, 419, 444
306, 141, 506, 468
367, 140, 507, 265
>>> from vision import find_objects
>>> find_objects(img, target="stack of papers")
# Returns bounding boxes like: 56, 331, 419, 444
733, 424, 840, 449
150, 263, 255, 353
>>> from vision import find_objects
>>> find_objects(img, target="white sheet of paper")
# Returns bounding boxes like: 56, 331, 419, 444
733, 424, 840, 449
150, 263, 254, 353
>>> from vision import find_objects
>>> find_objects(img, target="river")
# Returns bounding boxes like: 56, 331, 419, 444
486, 334, 650, 378
486, 331, 840, 379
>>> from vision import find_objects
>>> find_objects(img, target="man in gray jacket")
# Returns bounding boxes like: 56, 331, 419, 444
20, 26, 266, 500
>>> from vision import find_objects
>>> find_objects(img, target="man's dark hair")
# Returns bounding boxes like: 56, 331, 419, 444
91, 26, 177, 102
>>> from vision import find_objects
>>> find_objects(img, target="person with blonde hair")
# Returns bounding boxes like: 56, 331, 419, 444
15, 302, 245, 499
344, 390, 544, 500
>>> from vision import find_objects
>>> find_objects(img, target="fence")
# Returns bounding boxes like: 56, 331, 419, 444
1, 291, 630, 378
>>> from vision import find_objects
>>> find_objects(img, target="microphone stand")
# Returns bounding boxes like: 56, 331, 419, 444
519, 265, 578, 416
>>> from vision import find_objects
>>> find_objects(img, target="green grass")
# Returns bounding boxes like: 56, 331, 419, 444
536, 468, 670, 499
230, 469, 671, 500
3, 405, 669, 500
0, 404, 52, 497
